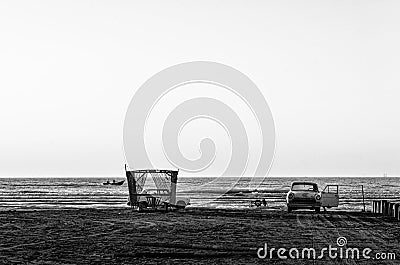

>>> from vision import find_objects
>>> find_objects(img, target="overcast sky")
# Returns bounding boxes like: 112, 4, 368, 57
0, 1, 399, 177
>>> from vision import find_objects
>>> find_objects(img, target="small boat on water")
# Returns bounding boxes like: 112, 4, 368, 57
103, 180, 125, 186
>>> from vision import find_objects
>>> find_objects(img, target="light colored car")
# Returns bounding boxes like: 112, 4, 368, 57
286, 181, 322, 213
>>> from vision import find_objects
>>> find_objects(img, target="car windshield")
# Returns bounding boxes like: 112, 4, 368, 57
292, 183, 318, 191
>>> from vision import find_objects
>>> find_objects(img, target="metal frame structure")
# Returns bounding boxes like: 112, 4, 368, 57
125, 166, 178, 210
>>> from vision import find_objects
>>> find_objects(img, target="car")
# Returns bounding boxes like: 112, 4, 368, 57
286, 181, 322, 213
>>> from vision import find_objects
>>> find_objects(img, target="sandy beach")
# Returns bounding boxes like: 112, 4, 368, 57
0, 207, 399, 264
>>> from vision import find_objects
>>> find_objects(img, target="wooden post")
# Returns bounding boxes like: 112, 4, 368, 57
394, 204, 399, 220
393, 203, 396, 218
382, 200, 388, 216
386, 201, 391, 216
397, 204, 400, 221
169, 171, 178, 205
126, 170, 137, 208
389, 202, 396, 218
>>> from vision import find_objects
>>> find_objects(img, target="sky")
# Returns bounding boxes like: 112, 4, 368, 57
0, 0, 399, 177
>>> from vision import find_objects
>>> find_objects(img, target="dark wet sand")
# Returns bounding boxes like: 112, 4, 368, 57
0, 207, 399, 264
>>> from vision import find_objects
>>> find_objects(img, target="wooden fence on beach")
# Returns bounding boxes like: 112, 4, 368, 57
372, 200, 400, 220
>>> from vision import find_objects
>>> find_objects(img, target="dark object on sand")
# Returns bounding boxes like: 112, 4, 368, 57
262, 198, 267, 206
372, 199, 400, 220
125, 165, 190, 211
103, 180, 125, 186
252, 199, 267, 208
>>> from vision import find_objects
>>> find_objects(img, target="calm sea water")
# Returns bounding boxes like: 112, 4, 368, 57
0, 177, 399, 211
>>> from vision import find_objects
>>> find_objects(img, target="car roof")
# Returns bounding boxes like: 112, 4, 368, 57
291, 181, 318, 186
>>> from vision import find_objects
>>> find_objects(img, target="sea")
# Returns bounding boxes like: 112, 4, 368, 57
0, 176, 399, 211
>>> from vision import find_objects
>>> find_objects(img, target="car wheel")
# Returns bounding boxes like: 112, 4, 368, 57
315, 207, 320, 213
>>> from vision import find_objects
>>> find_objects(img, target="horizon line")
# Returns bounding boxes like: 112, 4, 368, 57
0, 174, 398, 178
